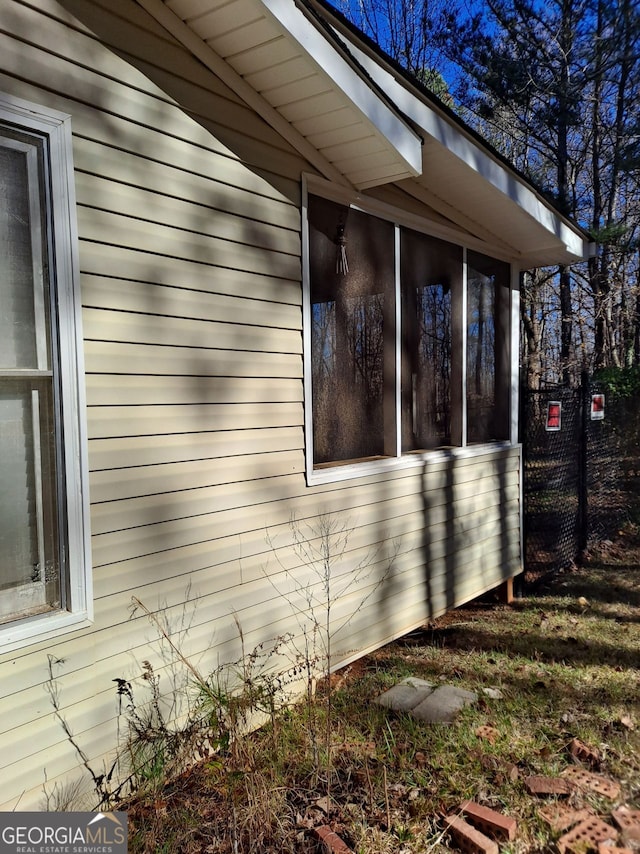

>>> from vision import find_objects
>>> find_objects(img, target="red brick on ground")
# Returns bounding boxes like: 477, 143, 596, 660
611, 807, 640, 840
311, 825, 353, 854
597, 846, 634, 854
557, 817, 618, 854
538, 805, 595, 833
524, 775, 572, 796
560, 767, 621, 799
460, 800, 517, 841
569, 737, 600, 767
444, 815, 499, 854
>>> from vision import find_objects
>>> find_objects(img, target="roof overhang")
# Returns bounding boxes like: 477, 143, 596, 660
137, 0, 592, 269
335, 26, 591, 268
139, 0, 423, 188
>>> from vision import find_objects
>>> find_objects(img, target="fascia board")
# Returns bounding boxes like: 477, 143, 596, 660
345, 38, 589, 262
258, 0, 423, 177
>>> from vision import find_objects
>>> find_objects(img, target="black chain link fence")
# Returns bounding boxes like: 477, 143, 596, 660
521, 377, 640, 585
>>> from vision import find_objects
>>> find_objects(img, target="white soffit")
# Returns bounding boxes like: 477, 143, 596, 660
334, 28, 590, 268
158, 0, 423, 189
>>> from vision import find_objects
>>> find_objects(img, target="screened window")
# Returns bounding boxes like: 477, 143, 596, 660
305, 193, 512, 473
0, 95, 89, 649
401, 228, 461, 451
309, 195, 395, 465
466, 251, 511, 444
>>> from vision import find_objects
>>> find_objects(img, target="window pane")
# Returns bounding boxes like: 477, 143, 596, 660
0, 130, 60, 625
308, 196, 394, 464
0, 380, 60, 623
0, 140, 49, 371
401, 229, 460, 450
466, 251, 510, 443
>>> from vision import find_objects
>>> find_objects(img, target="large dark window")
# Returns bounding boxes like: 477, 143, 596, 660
401, 228, 461, 451
309, 195, 395, 465
306, 194, 512, 470
466, 251, 511, 443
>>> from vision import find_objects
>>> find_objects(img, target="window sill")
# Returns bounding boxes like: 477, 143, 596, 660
307, 440, 519, 485
0, 609, 93, 655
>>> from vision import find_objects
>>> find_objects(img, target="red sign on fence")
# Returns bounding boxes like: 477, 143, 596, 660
591, 393, 605, 420
546, 401, 562, 431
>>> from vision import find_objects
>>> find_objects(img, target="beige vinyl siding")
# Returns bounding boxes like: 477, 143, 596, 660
0, 0, 522, 811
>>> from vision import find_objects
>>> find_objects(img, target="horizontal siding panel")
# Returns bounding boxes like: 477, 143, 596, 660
77, 208, 300, 280
90, 505, 407, 592
34, 0, 218, 85
90, 501, 520, 604
0, 65, 303, 191
84, 342, 302, 379
91, 527, 520, 623
0, 30, 212, 140
82, 309, 302, 353
74, 173, 300, 256
0, 694, 118, 773
0, 45, 305, 190
89, 473, 302, 535
0, 7, 297, 161
88, 426, 302, 470
87, 449, 520, 557
89, 450, 303, 502
91, 554, 402, 639
79, 244, 301, 305
81, 277, 301, 330
73, 141, 298, 229
87, 402, 303, 440
1, 718, 124, 810
89, 455, 518, 538
85, 376, 302, 406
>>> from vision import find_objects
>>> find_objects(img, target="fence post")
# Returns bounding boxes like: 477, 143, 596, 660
578, 370, 589, 560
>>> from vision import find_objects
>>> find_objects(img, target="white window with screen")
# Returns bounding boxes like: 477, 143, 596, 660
0, 94, 90, 651
303, 182, 514, 483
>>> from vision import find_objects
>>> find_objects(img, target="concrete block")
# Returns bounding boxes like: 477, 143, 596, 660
374, 677, 434, 711
411, 685, 477, 723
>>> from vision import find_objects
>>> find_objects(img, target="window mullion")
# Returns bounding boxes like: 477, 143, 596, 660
393, 224, 402, 458
460, 247, 468, 446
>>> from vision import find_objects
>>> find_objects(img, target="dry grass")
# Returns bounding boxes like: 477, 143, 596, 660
124, 527, 640, 853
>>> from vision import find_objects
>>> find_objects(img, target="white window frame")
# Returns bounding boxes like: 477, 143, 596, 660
302, 174, 519, 486
0, 94, 92, 652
